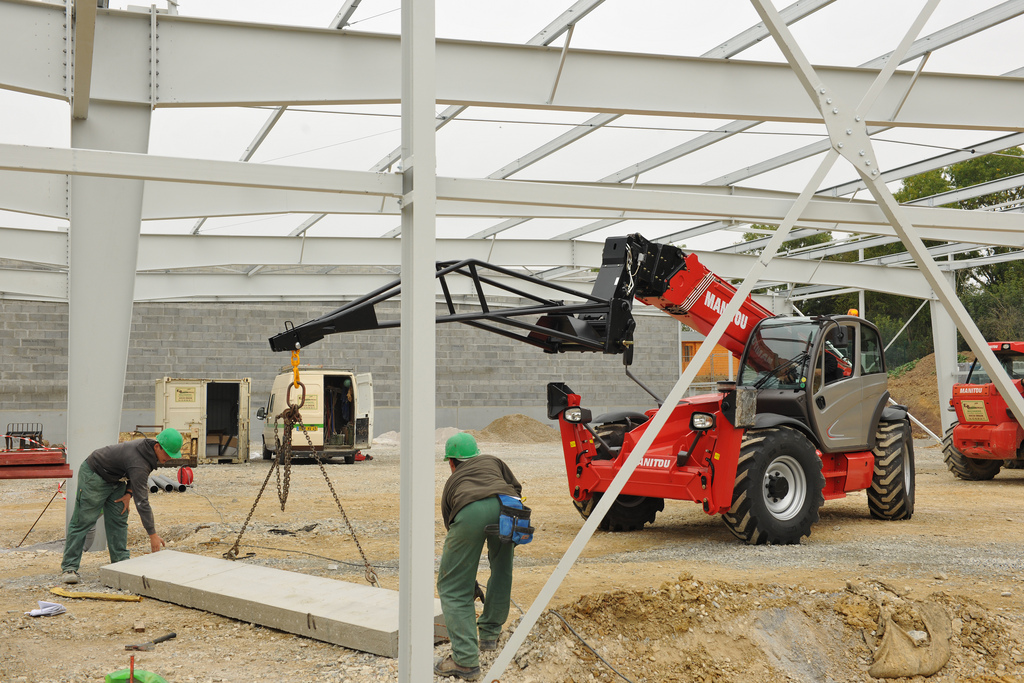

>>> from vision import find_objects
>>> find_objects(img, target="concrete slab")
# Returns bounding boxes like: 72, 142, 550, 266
100, 550, 445, 658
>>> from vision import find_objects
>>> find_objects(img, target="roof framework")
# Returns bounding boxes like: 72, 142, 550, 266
3, 2, 1024, 681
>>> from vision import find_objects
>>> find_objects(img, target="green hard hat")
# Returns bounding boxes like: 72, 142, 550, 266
156, 428, 183, 459
444, 433, 480, 461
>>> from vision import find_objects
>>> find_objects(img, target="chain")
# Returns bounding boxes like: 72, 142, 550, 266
223, 456, 276, 560
295, 411, 380, 588
275, 405, 300, 510
224, 354, 379, 586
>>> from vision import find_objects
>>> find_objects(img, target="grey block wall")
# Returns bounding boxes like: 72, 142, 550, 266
1, 300, 680, 445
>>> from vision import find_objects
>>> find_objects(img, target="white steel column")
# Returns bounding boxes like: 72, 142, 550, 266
397, 0, 437, 680
66, 101, 152, 545
930, 275, 958, 433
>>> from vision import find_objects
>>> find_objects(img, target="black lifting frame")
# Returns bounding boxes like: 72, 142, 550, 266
268, 251, 638, 357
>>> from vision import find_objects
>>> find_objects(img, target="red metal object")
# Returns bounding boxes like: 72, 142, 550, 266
0, 464, 74, 479
820, 451, 873, 500
556, 389, 746, 516
0, 446, 73, 480
176, 466, 194, 485
950, 344, 1024, 460
637, 252, 773, 360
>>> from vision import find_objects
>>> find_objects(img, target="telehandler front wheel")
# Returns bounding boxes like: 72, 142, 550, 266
942, 422, 1002, 480
572, 492, 664, 531
722, 428, 824, 545
869, 420, 915, 520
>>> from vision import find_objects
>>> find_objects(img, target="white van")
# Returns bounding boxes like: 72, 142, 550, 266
256, 367, 373, 464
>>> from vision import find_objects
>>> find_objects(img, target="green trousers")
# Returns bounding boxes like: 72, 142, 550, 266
437, 496, 515, 668
61, 461, 130, 572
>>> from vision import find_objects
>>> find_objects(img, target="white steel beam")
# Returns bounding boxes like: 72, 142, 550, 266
50, 13, 1021, 130
135, 234, 604, 270
0, 0, 68, 99
71, 0, 98, 118
397, 0, 436, 679
65, 100, 152, 550
5, 142, 1024, 244
0, 267, 66, 300
0, 226, 66, 266
0, 170, 68, 219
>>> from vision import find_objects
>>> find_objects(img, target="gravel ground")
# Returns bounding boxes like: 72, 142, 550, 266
1, 433, 1023, 682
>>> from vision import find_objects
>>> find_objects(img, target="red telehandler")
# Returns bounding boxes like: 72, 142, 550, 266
944, 342, 1024, 479
269, 234, 914, 544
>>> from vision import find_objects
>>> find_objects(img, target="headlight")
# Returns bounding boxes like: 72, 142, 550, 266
563, 407, 592, 424
690, 412, 715, 431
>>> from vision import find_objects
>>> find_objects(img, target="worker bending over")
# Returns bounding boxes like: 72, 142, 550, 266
60, 428, 182, 584
434, 433, 523, 681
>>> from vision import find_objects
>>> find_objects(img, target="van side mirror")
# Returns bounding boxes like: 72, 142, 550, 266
256, 407, 266, 420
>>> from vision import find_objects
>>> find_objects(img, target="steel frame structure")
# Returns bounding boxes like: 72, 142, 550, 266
2, 1, 1024, 681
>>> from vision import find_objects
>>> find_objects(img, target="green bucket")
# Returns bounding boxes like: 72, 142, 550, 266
104, 669, 169, 683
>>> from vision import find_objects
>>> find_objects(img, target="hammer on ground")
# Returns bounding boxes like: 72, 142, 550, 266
125, 632, 176, 651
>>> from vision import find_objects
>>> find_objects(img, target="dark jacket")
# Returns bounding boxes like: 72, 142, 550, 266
86, 439, 160, 535
441, 454, 522, 530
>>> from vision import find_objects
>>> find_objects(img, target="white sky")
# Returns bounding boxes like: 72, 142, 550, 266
1, 0, 1022, 250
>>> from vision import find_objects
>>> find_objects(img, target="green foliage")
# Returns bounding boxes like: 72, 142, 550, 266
740, 224, 833, 253
888, 358, 919, 379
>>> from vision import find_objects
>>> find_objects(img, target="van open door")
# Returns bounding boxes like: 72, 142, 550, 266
355, 373, 374, 448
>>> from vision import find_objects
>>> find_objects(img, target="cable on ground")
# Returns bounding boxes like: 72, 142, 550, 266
548, 609, 635, 683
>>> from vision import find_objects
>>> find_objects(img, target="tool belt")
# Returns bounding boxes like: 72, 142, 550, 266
485, 494, 534, 545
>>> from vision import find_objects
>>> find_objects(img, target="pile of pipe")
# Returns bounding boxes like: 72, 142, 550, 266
148, 474, 187, 493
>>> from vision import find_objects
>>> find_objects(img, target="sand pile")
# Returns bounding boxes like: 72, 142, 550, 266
468, 413, 560, 444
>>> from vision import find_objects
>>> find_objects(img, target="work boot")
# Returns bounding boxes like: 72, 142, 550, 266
479, 639, 498, 652
61, 570, 80, 585
433, 655, 481, 680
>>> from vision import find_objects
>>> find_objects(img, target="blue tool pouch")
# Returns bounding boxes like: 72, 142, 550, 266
486, 494, 534, 545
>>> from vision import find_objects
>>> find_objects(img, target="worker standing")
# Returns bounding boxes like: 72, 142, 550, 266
434, 433, 523, 681
60, 428, 183, 584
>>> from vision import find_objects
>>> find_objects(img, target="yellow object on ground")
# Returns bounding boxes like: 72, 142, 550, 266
50, 586, 143, 602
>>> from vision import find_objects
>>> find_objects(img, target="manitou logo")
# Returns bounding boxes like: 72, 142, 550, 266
704, 292, 749, 330
958, 388, 985, 394
641, 457, 673, 468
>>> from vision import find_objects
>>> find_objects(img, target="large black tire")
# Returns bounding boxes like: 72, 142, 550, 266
868, 420, 915, 520
262, 439, 273, 461
942, 422, 1002, 480
572, 492, 664, 531
721, 428, 825, 545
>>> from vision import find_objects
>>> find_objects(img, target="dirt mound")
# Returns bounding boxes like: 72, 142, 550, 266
467, 414, 560, 444
887, 352, 943, 437
494, 575, 1023, 683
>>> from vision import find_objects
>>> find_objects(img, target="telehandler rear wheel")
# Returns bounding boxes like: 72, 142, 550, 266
722, 427, 824, 545
942, 422, 1002, 480
869, 420, 915, 519
572, 492, 664, 531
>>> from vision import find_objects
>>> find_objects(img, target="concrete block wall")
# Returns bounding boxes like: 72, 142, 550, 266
1, 300, 681, 445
